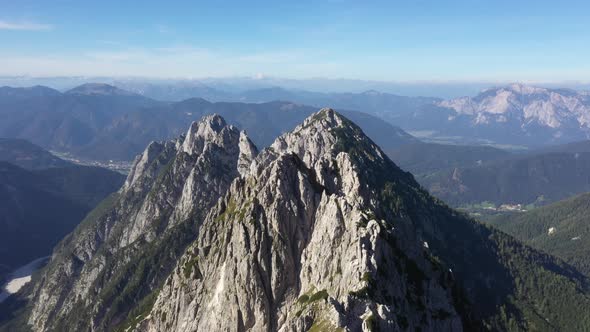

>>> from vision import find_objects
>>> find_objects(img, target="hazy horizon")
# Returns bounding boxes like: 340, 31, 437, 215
2, 75, 590, 99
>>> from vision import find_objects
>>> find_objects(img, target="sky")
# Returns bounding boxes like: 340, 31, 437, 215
1, 0, 589, 82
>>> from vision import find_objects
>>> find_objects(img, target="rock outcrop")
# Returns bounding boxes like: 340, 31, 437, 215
26, 114, 256, 331
142, 109, 463, 331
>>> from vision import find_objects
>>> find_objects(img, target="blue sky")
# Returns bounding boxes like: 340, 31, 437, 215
1, 0, 589, 82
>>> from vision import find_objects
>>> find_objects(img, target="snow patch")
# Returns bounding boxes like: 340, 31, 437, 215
0, 256, 49, 303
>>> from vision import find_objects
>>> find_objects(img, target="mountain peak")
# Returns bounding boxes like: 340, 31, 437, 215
255, 108, 389, 191
301, 107, 343, 127
274, 108, 385, 160
181, 114, 235, 154
193, 113, 228, 132
65, 83, 138, 96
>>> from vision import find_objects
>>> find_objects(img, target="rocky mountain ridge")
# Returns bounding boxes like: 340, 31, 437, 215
4, 110, 590, 331
24, 114, 256, 331
436, 84, 590, 141
140, 109, 463, 331
136, 109, 590, 331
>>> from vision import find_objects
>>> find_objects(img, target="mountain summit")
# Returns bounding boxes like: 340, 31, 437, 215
4, 110, 590, 331
65, 83, 140, 96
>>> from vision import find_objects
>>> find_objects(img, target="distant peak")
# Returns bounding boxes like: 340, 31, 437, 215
505, 83, 546, 95
362, 89, 382, 96
66, 83, 138, 96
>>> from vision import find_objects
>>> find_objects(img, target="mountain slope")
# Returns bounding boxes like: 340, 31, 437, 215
532, 139, 590, 154
0, 84, 161, 157
0, 162, 124, 280
386, 142, 511, 176
421, 149, 590, 207
488, 192, 590, 276
0, 138, 70, 170
18, 115, 257, 332
112, 79, 233, 102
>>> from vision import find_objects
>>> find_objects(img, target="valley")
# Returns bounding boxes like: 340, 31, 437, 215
50, 150, 134, 174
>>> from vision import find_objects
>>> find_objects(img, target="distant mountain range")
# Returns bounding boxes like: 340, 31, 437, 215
66, 83, 140, 96
0, 76, 505, 98
0, 84, 161, 159
432, 84, 590, 147
0, 84, 418, 161
116, 82, 590, 148
3, 81, 590, 162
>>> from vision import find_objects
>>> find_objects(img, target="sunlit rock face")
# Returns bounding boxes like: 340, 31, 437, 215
27, 114, 257, 332
141, 109, 462, 332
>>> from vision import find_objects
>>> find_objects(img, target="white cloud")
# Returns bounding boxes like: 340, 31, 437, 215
0, 20, 53, 31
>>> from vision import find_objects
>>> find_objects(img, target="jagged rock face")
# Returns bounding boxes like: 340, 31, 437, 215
20, 109, 590, 332
142, 109, 463, 332
26, 114, 257, 331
